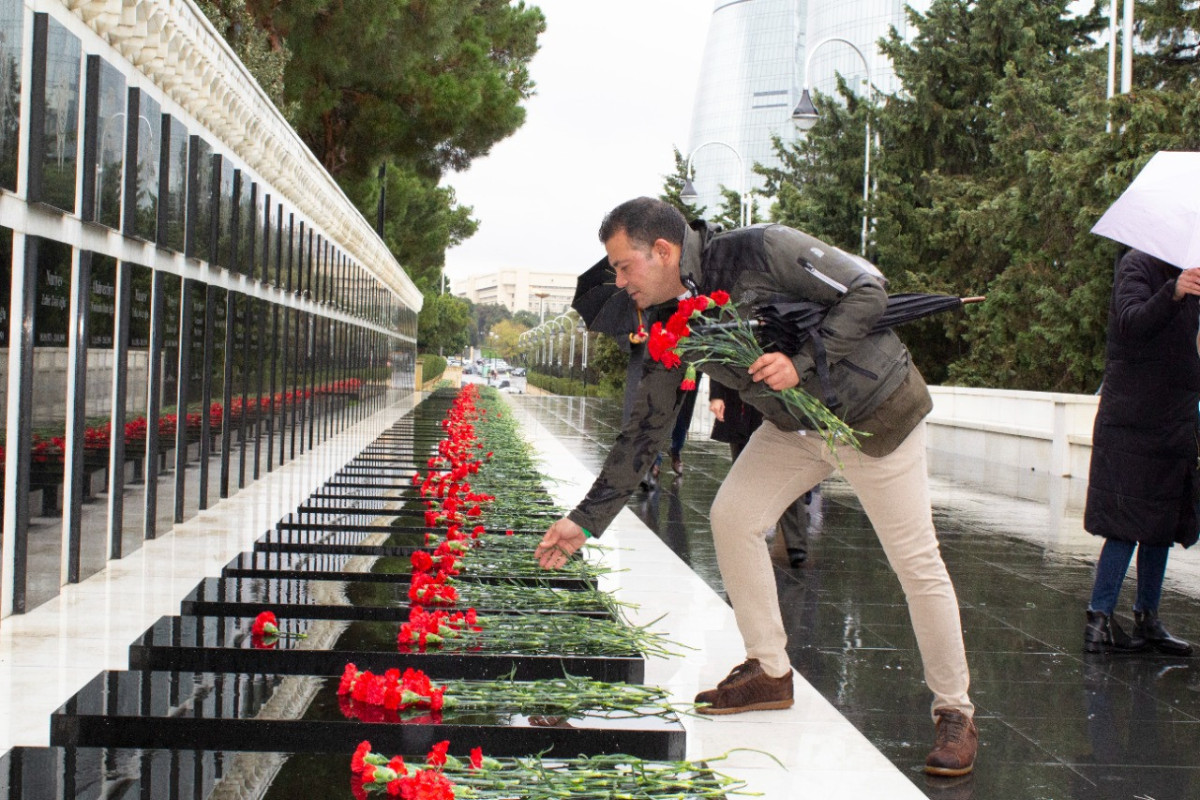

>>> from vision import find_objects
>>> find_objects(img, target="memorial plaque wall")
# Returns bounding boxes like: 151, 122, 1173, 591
29, 15, 79, 212
86, 58, 124, 229
128, 91, 160, 242
160, 116, 186, 252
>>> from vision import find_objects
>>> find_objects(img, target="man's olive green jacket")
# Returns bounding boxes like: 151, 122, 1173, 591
568, 222, 931, 538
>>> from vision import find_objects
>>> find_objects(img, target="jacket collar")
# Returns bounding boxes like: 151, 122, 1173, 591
679, 220, 713, 293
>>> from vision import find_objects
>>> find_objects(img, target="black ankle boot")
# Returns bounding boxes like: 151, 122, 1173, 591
1084, 610, 1148, 653
1134, 610, 1194, 656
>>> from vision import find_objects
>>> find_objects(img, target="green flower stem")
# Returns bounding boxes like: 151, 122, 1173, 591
431, 752, 757, 799
413, 611, 687, 659
434, 580, 631, 615
430, 674, 677, 718
680, 304, 863, 454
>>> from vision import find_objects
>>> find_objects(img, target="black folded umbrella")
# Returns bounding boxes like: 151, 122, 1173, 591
714, 293, 984, 355
571, 256, 638, 350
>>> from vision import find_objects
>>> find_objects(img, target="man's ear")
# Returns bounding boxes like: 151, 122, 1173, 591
653, 238, 678, 265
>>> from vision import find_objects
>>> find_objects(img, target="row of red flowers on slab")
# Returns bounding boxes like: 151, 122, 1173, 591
352, 740, 482, 800
21, 378, 367, 463
350, 388, 499, 797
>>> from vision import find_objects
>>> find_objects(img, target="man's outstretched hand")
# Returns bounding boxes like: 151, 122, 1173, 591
535, 518, 588, 569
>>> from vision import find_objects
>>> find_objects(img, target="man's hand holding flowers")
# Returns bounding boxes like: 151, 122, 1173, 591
748, 351, 801, 391
644, 289, 860, 453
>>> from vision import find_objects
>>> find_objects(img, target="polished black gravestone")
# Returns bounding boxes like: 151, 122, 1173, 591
179, 576, 615, 619
306, 485, 557, 503
221, 549, 577, 585
50, 670, 684, 759
265, 520, 547, 541
250, 530, 586, 586
128, 615, 645, 682
1, 747, 740, 800
0, 747, 230, 800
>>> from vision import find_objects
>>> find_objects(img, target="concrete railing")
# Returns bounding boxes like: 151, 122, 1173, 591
683, 381, 1100, 479
927, 386, 1099, 478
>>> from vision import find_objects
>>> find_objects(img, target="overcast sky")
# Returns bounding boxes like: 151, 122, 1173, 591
442, 1, 712, 287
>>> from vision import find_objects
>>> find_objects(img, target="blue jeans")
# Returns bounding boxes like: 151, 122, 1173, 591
670, 388, 699, 455
1088, 539, 1171, 615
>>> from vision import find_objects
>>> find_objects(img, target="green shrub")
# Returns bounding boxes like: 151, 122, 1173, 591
527, 370, 621, 398
418, 353, 446, 384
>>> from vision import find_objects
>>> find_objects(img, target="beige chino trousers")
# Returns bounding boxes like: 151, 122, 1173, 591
710, 420, 974, 718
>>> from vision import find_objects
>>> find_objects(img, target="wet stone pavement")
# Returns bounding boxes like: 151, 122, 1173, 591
514, 394, 1200, 800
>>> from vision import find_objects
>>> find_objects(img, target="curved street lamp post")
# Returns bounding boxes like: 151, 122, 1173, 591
559, 314, 579, 385
556, 314, 576, 379
679, 140, 751, 228
792, 36, 873, 256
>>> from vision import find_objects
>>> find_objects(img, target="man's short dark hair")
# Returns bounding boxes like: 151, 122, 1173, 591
599, 197, 686, 250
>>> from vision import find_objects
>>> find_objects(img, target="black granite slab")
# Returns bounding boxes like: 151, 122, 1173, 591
304, 490, 558, 506
0, 747, 229, 800
49, 670, 684, 759
0, 747, 738, 800
293, 504, 561, 522
340, 463, 426, 474
221, 552, 592, 591
267, 520, 545, 541
251, 531, 592, 589
128, 616, 645, 682
179, 577, 614, 619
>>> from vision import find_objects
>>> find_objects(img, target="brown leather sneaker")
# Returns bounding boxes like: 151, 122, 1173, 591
694, 659, 793, 715
925, 707, 978, 776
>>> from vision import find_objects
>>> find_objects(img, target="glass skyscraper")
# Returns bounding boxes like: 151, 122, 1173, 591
686, 0, 928, 216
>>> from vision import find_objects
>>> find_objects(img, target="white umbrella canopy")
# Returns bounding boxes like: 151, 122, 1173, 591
1092, 151, 1200, 270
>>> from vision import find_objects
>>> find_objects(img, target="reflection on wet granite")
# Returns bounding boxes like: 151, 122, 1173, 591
517, 395, 1200, 799
180, 574, 608, 620
129, 614, 645, 682
48, 671, 684, 758
0, 747, 233, 800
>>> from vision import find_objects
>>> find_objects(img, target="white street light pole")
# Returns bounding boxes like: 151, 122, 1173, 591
791, 36, 873, 257
576, 318, 589, 395
679, 140, 750, 228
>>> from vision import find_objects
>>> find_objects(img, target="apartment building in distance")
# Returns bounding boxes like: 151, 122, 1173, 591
453, 270, 577, 321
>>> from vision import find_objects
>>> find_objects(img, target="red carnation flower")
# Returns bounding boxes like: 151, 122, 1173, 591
251, 611, 278, 637
426, 740, 450, 768
352, 740, 372, 773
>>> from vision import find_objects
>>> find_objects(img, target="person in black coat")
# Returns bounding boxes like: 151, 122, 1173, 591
1083, 249, 1200, 656
709, 378, 810, 567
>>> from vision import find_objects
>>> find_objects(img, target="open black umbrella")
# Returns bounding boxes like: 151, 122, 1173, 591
571, 256, 638, 349
698, 293, 984, 355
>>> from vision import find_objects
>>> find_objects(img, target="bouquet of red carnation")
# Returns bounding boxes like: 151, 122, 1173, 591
351, 740, 488, 800
408, 572, 459, 606
647, 290, 862, 452
398, 606, 481, 651
339, 665, 449, 713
